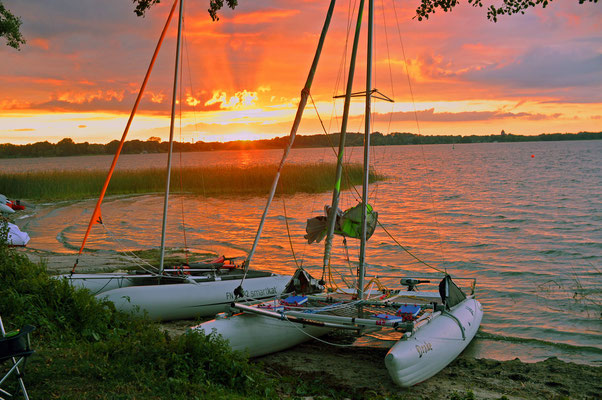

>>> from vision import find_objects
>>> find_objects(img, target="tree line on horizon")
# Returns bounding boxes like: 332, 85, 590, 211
1, 131, 600, 158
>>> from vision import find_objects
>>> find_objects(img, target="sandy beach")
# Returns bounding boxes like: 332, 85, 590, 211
257, 341, 601, 399
21, 247, 601, 399
160, 317, 601, 399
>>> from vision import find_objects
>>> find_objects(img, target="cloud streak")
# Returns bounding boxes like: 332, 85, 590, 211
375, 108, 563, 123
0, 0, 600, 144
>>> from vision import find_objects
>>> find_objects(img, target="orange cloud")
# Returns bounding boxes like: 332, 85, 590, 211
149, 92, 165, 104
0, 76, 66, 87
185, 94, 201, 106
30, 38, 50, 51
55, 90, 125, 104
205, 90, 259, 109
1, 100, 32, 110
371, 107, 566, 124
228, 9, 300, 25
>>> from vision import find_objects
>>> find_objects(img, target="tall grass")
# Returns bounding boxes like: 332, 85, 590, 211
0, 222, 270, 399
0, 224, 398, 399
1, 163, 385, 201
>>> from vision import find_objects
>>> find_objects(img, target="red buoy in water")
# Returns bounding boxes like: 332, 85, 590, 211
531, 154, 535, 158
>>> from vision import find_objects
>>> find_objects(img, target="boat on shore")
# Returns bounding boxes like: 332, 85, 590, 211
59, 0, 289, 321
194, 0, 483, 387
0, 194, 26, 214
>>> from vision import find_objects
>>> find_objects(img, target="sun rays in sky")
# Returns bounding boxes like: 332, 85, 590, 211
1, 0, 600, 145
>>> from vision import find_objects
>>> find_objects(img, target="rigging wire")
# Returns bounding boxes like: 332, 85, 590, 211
312, 92, 444, 275
177, 14, 190, 264
282, 198, 301, 269
309, 94, 360, 203
391, 0, 447, 270
100, 221, 158, 273
304, 0, 448, 288
182, 35, 207, 199
377, 220, 445, 274
71, 0, 179, 273
283, 316, 357, 347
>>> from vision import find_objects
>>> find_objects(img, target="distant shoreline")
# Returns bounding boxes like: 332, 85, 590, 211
1, 131, 600, 159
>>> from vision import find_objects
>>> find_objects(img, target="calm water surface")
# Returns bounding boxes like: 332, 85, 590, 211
11, 141, 602, 365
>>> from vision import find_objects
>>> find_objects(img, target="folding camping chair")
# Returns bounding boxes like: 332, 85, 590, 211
0, 316, 35, 400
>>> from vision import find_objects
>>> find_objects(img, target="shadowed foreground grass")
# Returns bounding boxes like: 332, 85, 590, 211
1, 163, 384, 201
0, 223, 405, 400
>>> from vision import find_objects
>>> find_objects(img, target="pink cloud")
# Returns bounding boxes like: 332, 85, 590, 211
228, 9, 300, 25
375, 108, 563, 122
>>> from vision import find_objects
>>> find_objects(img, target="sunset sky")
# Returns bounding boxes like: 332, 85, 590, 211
1, 0, 600, 145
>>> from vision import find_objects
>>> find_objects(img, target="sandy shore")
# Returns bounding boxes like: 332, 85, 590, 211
24, 248, 602, 399
22, 248, 138, 274
162, 318, 601, 399
256, 340, 601, 399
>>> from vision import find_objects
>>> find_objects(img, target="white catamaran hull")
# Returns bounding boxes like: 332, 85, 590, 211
194, 312, 332, 357
59, 273, 290, 321
385, 297, 483, 387
97, 275, 290, 321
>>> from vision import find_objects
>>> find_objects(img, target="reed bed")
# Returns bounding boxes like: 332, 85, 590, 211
1, 163, 385, 201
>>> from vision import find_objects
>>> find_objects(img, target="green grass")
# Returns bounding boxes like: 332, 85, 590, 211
0, 223, 270, 399
1, 222, 408, 400
1, 163, 385, 201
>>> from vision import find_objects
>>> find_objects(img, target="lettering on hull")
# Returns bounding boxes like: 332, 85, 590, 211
415, 342, 433, 358
225, 286, 278, 301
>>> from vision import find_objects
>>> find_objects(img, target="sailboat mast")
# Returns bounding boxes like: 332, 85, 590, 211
357, 0, 374, 300
243, 0, 337, 271
322, 0, 365, 272
159, 0, 184, 274
71, 0, 179, 274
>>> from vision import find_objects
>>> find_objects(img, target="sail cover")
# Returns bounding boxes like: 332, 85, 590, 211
6, 222, 30, 246
438, 275, 467, 309
284, 268, 324, 295
305, 204, 378, 244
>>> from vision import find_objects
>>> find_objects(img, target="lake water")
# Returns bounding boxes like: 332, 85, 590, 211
9, 141, 602, 366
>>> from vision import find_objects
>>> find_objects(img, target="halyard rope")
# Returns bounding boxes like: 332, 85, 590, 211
100, 221, 158, 274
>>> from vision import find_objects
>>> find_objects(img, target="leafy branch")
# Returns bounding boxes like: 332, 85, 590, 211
131, 0, 238, 21
415, 0, 599, 22
0, 1, 25, 49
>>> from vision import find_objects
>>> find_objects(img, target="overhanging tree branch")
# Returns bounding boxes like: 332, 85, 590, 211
415, 0, 598, 22
0, 1, 26, 49
131, 0, 238, 21
0, 0, 599, 50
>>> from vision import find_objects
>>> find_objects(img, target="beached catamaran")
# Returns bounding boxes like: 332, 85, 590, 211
194, 0, 483, 387
60, 0, 290, 321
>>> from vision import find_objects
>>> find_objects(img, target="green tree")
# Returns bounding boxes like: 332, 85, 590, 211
0, 0, 598, 50
133, 0, 238, 21
132, 0, 599, 22
0, 1, 25, 49
55, 137, 78, 156
415, 0, 598, 22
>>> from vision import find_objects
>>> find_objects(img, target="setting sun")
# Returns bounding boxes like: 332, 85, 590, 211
1, 0, 600, 145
